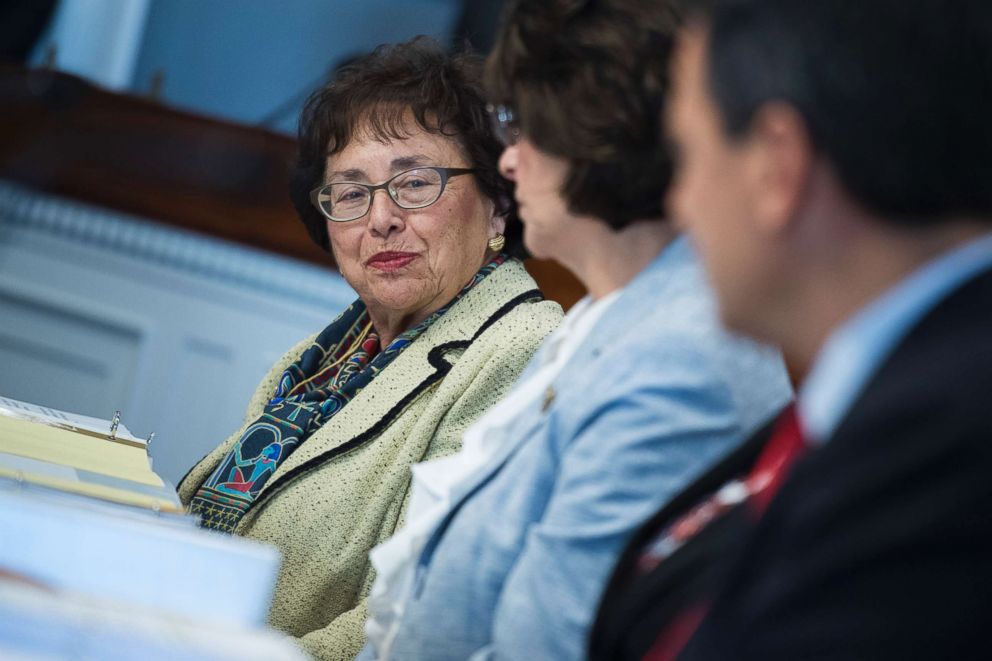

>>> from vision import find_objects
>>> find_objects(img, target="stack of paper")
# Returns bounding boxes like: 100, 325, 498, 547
0, 395, 146, 446
0, 396, 180, 512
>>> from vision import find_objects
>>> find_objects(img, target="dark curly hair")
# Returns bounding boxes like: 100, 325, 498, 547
486, 0, 681, 229
290, 36, 525, 257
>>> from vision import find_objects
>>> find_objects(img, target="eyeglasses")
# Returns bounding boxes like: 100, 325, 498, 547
310, 166, 477, 222
486, 103, 521, 147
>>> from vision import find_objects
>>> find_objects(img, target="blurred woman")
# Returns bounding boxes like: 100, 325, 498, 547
358, 2, 792, 659
177, 37, 562, 660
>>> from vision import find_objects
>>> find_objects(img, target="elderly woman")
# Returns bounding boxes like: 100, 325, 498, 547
176, 38, 561, 659
358, 2, 792, 660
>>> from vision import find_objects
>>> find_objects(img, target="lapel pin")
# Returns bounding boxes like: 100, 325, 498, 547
542, 385, 556, 412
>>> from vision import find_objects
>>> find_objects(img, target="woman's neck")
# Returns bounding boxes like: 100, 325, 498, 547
561, 218, 677, 300
368, 309, 421, 348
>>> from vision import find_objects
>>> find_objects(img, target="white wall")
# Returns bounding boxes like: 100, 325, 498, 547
32, 0, 152, 90
0, 181, 355, 484
32, 0, 462, 134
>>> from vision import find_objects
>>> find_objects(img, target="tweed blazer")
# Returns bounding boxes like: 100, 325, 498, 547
177, 259, 562, 660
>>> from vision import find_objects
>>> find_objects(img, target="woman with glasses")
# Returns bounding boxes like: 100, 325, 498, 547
177, 37, 561, 660
357, 2, 791, 659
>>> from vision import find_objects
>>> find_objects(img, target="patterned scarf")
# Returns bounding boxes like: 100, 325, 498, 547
189, 255, 507, 532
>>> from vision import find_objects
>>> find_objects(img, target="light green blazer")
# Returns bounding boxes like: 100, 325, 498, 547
178, 259, 562, 660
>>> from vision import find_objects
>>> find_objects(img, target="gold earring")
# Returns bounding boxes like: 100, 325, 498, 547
487, 233, 506, 252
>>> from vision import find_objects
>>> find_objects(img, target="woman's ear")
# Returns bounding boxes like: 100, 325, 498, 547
489, 200, 507, 236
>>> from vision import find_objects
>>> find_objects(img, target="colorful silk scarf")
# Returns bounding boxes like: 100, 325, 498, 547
189, 255, 507, 532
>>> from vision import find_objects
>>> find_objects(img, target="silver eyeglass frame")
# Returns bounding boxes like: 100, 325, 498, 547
310, 166, 477, 222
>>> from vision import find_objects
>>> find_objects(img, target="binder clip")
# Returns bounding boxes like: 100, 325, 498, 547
109, 410, 121, 441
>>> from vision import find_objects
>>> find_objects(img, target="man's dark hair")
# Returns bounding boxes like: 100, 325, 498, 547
290, 36, 525, 257
685, 0, 992, 223
486, 0, 682, 229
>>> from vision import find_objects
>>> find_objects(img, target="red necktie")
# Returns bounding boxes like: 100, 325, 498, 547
746, 403, 805, 515
641, 404, 807, 661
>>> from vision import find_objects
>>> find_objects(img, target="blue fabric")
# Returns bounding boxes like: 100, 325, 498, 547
365, 237, 792, 660
799, 233, 992, 444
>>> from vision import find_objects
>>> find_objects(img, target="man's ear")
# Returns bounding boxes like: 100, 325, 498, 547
745, 102, 814, 235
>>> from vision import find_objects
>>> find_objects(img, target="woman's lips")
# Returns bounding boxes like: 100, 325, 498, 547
366, 251, 418, 272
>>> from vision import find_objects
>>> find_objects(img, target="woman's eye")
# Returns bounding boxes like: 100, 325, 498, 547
336, 189, 367, 202
398, 178, 427, 189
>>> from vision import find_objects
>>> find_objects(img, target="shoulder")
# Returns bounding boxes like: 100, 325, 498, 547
472, 297, 562, 348
556, 246, 789, 430
459, 259, 562, 323
832, 267, 992, 452
434, 258, 563, 354
606, 263, 773, 385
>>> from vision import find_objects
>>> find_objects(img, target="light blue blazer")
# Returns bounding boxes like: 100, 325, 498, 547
363, 237, 792, 660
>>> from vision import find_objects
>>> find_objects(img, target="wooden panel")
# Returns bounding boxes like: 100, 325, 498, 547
524, 258, 586, 310
0, 63, 328, 266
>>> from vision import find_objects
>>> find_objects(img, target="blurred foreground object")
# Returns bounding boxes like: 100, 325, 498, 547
0, 397, 304, 660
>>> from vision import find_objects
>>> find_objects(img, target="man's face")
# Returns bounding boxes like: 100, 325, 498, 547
667, 26, 772, 337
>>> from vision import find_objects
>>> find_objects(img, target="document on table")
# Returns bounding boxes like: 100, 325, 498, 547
0, 413, 181, 512
0, 394, 145, 446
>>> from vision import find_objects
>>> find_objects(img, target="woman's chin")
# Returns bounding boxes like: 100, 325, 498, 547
363, 283, 432, 318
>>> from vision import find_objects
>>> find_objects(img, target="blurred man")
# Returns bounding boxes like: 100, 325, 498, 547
591, 0, 992, 658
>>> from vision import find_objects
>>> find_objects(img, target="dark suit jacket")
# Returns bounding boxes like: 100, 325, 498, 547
591, 266, 992, 660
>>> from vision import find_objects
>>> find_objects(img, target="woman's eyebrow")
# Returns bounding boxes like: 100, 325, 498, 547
390, 155, 432, 171
326, 155, 434, 183
326, 168, 367, 182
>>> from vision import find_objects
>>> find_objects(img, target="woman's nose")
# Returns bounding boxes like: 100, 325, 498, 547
366, 189, 405, 237
498, 145, 518, 181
